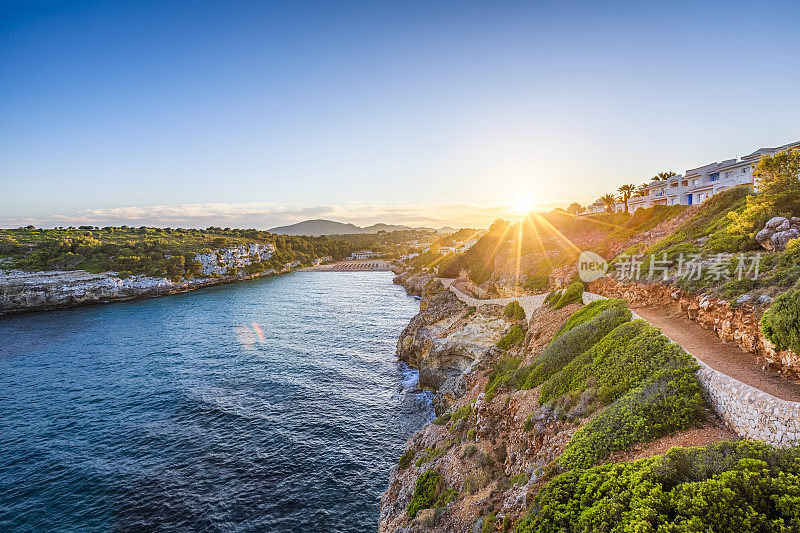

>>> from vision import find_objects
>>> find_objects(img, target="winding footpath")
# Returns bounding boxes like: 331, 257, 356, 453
440, 279, 800, 446
438, 278, 546, 319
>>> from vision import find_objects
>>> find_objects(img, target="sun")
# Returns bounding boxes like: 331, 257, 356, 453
509, 194, 535, 215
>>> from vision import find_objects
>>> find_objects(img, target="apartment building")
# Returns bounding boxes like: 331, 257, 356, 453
604, 140, 800, 214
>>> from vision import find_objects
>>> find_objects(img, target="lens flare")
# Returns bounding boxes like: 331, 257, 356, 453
252, 322, 265, 344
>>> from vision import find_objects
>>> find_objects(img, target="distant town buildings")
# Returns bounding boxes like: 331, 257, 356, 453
582, 140, 800, 214
351, 250, 378, 260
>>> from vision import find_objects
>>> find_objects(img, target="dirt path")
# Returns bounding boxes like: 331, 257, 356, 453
635, 306, 800, 403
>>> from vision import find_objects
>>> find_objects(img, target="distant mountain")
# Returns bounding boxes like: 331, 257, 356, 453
268, 219, 444, 236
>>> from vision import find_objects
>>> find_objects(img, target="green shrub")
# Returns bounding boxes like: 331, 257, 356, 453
543, 289, 562, 307
762, 289, 800, 353
497, 325, 525, 350
504, 300, 525, 320
398, 449, 414, 469
540, 319, 688, 404
552, 281, 585, 310
516, 441, 800, 532
415, 446, 447, 467
553, 298, 629, 340
451, 402, 474, 422
559, 360, 703, 469
407, 469, 442, 518
485, 354, 522, 401
432, 413, 451, 425
519, 306, 632, 390
480, 512, 497, 533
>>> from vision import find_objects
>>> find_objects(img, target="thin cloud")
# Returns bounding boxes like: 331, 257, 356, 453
1, 200, 567, 230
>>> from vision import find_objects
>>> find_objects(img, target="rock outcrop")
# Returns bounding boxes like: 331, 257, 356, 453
380, 290, 588, 532
195, 243, 274, 275
396, 288, 513, 413
755, 216, 800, 251
0, 243, 286, 314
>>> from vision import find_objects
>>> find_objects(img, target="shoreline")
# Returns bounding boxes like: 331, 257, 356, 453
0, 266, 298, 316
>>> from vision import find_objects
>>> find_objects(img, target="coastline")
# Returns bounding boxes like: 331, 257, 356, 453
0, 266, 297, 315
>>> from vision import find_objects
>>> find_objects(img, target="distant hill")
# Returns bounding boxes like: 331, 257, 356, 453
268, 219, 448, 236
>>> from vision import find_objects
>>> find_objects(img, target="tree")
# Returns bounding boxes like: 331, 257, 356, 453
617, 184, 636, 213
729, 149, 800, 236
654, 171, 677, 181
566, 202, 583, 215
599, 194, 617, 213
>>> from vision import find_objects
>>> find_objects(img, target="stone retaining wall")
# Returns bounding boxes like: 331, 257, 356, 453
583, 291, 800, 447
696, 360, 800, 446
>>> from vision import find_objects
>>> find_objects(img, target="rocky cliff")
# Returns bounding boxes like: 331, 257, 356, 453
0, 243, 285, 314
380, 279, 596, 532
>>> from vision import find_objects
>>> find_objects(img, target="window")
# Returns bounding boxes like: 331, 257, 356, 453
725, 171, 731, 179
741, 167, 747, 173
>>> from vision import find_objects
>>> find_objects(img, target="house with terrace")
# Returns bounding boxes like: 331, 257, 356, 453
626, 139, 799, 212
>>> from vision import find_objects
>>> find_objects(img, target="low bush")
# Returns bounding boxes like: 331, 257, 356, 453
540, 319, 687, 404
519, 306, 631, 390
407, 469, 441, 518
559, 360, 703, 469
415, 446, 447, 467
504, 300, 525, 320
543, 289, 562, 307
398, 449, 414, 469
551, 281, 584, 310
516, 441, 800, 532
552, 298, 629, 340
761, 289, 800, 354
497, 325, 525, 351
485, 354, 522, 401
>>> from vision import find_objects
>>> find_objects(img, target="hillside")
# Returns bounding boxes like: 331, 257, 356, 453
381, 276, 800, 531
268, 219, 457, 236
268, 219, 409, 236
0, 226, 354, 280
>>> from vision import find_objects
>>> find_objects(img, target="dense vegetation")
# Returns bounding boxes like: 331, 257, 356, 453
550, 281, 584, 309
761, 289, 800, 354
407, 470, 442, 518
517, 441, 800, 532
504, 300, 525, 320
0, 226, 372, 279
484, 302, 631, 401
497, 325, 525, 351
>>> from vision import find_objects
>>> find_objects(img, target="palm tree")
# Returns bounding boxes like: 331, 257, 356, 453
654, 171, 677, 181
617, 183, 636, 213
599, 193, 617, 213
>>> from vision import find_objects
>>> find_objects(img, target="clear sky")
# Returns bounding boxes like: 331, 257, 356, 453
1, 0, 799, 229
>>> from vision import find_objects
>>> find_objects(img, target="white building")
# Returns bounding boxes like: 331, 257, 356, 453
627, 140, 800, 213
351, 250, 375, 260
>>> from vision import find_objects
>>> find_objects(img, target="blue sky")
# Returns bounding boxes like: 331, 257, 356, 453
1, 0, 799, 229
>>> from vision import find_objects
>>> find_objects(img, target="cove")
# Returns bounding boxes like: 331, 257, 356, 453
0, 271, 433, 532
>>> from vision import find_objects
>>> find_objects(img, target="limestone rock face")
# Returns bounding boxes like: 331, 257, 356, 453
0, 243, 279, 314
396, 289, 513, 413
755, 217, 800, 251
195, 243, 274, 276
